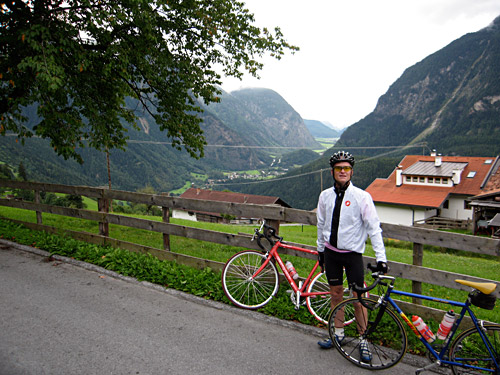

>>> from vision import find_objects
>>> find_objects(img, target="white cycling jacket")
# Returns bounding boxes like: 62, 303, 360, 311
316, 183, 387, 262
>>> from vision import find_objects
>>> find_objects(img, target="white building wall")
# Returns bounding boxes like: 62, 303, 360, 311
375, 205, 414, 226
375, 204, 437, 226
441, 196, 472, 220
172, 209, 197, 221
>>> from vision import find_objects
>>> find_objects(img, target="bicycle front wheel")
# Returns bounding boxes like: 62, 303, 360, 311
328, 297, 407, 370
222, 250, 279, 309
449, 323, 500, 374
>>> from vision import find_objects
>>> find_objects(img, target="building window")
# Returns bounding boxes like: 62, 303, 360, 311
412, 176, 418, 182
467, 171, 476, 178
428, 177, 434, 183
485, 159, 493, 164
443, 200, 449, 209
406, 176, 411, 182
435, 177, 441, 184
464, 201, 471, 210
419, 177, 425, 183
442, 178, 448, 184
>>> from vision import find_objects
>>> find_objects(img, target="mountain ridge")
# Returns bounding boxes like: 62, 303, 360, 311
337, 15, 500, 157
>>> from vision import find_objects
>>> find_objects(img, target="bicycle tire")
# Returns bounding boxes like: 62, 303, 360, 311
306, 272, 370, 325
449, 323, 500, 374
306, 272, 331, 324
222, 250, 279, 309
328, 297, 408, 370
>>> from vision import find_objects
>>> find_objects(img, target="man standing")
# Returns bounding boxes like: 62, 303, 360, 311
316, 151, 387, 363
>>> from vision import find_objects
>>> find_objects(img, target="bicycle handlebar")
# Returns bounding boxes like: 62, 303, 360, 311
251, 220, 283, 250
351, 263, 394, 310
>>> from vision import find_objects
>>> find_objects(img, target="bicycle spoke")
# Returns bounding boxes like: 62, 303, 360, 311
222, 251, 279, 309
306, 272, 331, 324
449, 324, 500, 374
328, 297, 407, 370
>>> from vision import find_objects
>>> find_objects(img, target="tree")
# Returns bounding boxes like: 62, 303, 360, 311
18, 161, 27, 181
1, 0, 298, 164
0, 163, 14, 179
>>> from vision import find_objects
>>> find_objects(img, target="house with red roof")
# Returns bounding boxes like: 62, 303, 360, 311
366, 151, 499, 227
173, 188, 290, 223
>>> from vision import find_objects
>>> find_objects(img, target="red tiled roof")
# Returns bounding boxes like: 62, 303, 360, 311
366, 155, 496, 208
180, 188, 290, 207
471, 187, 500, 200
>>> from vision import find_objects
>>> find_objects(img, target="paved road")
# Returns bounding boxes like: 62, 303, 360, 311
0, 240, 423, 375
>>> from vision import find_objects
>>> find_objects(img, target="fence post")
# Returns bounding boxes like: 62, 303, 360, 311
162, 206, 170, 251
98, 195, 109, 237
266, 219, 281, 235
412, 242, 424, 304
34, 189, 42, 225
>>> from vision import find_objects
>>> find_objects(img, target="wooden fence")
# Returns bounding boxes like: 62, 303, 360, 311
414, 216, 472, 230
1, 179, 499, 323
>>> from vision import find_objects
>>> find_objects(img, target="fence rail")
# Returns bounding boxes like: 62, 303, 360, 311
1, 179, 499, 322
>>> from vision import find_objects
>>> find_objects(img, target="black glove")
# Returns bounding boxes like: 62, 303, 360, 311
318, 252, 325, 273
376, 261, 388, 274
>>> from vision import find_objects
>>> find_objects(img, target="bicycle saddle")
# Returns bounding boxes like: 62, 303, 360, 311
455, 279, 497, 295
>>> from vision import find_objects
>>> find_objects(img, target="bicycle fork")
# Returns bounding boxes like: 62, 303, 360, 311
288, 281, 304, 310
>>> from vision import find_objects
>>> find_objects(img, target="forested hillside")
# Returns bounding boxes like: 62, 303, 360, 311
303, 119, 341, 138
221, 149, 401, 210
0, 89, 318, 193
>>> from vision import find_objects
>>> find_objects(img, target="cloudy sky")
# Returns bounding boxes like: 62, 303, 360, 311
221, 0, 500, 129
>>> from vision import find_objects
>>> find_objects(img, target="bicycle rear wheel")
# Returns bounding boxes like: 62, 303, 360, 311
449, 324, 500, 374
222, 250, 279, 309
306, 272, 331, 324
328, 297, 407, 370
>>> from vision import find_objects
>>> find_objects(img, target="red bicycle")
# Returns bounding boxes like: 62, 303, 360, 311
222, 220, 366, 324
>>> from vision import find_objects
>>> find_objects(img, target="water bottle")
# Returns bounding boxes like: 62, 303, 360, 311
412, 315, 435, 343
437, 310, 456, 340
285, 261, 299, 280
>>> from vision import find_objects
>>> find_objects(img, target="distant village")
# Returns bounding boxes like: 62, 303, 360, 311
205, 158, 288, 187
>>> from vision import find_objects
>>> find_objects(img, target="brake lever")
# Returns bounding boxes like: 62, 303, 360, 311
251, 228, 259, 241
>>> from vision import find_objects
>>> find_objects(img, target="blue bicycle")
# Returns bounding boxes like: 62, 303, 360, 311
328, 264, 499, 373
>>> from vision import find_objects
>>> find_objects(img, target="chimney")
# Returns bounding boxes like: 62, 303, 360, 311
430, 149, 437, 157
396, 165, 403, 187
452, 169, 461, 185
435, 153, 442, 167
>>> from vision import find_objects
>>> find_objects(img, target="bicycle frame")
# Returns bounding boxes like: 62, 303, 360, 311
378, 279, 500, 372
223, 220, 366, 323
251, 239, 326, 302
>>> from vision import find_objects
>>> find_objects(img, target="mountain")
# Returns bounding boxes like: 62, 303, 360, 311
206, 88, 320, 148
337, 15, 500, 157
303, 119, 341, 138
224, 15, 500, 209
0, 88, 319, 193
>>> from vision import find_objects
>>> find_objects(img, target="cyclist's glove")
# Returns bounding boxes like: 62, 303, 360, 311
376, 261, 388, 274
318, 251, 325, 273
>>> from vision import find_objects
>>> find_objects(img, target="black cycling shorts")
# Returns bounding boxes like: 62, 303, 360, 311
324, 248, 364, 288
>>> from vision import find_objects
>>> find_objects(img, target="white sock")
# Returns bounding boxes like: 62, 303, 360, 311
335, 328, 344, 337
